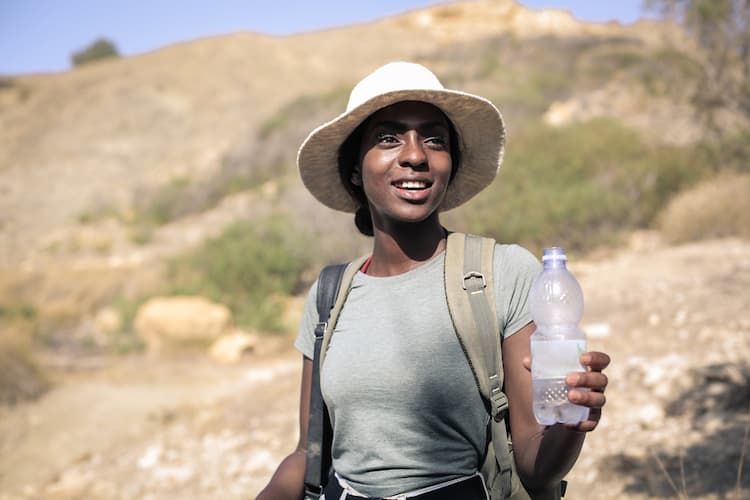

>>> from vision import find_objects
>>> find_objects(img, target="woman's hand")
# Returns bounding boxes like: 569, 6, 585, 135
522, 351, 610, 432
564, 351, 610, 432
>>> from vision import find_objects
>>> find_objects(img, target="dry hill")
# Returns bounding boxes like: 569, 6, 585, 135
1, 1, 719, 337
0, 0, 690, 268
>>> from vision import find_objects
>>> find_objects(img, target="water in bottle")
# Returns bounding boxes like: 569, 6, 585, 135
530, 247, 589, 425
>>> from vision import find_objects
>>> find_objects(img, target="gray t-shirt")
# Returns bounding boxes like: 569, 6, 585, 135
295, 244, 540, 497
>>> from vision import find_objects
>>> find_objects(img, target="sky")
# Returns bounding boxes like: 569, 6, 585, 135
0, 1, 652, 76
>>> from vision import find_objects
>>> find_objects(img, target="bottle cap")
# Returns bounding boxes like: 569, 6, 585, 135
542, 247, 567, 262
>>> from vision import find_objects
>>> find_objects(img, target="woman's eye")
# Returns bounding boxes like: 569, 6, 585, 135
376, 132, 398, 144
426, 136, 447, 147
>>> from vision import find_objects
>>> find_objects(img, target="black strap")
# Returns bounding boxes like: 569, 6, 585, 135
303, 263, 347, 499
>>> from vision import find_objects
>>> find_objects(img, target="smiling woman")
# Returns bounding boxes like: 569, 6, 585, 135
257, 62, 611, 500
344, 101, 454, 237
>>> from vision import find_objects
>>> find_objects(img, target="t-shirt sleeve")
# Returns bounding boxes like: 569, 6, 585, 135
494, 244, 542, 339
294, 280, 319, 359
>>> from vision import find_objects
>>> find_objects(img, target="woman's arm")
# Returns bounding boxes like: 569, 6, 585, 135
502, 322, 609, 493
256, 356, 313, 500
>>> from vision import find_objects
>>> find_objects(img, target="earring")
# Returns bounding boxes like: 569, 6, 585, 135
351, 169, 362, 186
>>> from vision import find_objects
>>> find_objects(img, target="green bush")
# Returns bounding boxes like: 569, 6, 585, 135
0, 303, 37, 320
462, 118, 705, 255
131, 176, 191, 229
126, 157, 281, 237
71, 38, 120, 67
108, 297, 146, 354
167, 214, 311, 332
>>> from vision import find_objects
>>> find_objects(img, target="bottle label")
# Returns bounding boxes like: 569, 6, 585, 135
531, 339, 586, 378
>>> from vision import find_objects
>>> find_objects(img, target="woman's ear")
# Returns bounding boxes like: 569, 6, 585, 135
351, 166, 362, 186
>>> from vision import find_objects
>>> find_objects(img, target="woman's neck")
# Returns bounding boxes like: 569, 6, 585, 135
367, 216, 447, 277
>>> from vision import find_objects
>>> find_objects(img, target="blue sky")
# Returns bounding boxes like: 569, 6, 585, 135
0, 1, 651, 76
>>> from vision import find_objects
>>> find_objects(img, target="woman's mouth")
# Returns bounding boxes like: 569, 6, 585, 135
392, 179, 433, 202
393, 180, 432, 190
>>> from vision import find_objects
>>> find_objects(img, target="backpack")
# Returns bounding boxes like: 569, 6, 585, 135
303, 233, 564, 500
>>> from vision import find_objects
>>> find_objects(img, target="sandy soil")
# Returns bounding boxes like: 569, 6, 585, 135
1, 234, 748, 500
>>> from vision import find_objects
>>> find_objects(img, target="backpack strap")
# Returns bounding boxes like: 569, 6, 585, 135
445, 232, 513, 499
303, 255, 369, 499
304, 263, 347, 498
319, 255, 369, 368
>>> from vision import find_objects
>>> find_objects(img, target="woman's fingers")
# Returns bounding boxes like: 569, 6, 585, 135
580, 351, 611, 372
566, 371, 609, 393
568, 387, 607, 408
561, 351, 611, 432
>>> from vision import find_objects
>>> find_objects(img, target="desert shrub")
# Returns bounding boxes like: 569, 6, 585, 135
697, 131, 750, 175
0, 331, 48, 405
126, 154, 284, 237
127, 172, 248, 238
130, 176, 191, 230
584, 46, 646, 82
167, 214, 311, 332
71, 38, 120, 67
641, 48, 703, 97
462, 118, 705, 255
258, 86, 349, 140
0, 303, 37, 321
658, 172, 750, 243
107, 298, 146, 354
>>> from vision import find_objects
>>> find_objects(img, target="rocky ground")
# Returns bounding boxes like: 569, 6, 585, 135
0, 234, 748, 500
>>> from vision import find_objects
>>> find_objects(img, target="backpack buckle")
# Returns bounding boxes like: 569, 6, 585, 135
314, 322, 327, 340
462, 271, 486, 292
489, 382, 509, 421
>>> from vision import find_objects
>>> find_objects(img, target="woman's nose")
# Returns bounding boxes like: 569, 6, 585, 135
398, 134, 427, 169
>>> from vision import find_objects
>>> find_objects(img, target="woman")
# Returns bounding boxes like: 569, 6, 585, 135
257, 62, 609, 500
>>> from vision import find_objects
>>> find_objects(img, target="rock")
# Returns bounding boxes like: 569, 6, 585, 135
134, 296, 231, 354
635, 404, 665, 428
137, 443, 163, 469
209, 330, 258, 364
93, 306, 122, 334
44, 469, 94, 497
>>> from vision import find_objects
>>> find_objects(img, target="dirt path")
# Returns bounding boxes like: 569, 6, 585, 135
1, 235, 749, 499
0, 350, 303, 499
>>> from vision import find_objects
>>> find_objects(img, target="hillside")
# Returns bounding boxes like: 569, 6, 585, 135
2, 0, 730, 340
0, 0, 693, 267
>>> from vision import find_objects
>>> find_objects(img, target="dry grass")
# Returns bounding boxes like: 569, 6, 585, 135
652, 419, 750, 500
0, 323, 49, 405
658, 172, 750, 244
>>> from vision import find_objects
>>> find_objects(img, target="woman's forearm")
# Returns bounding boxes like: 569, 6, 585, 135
518, 425, 586, 492
256, 449, 306, 500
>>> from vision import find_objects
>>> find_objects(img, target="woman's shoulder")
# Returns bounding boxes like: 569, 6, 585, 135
491, 242, 542, 285
491, 242, 539, 264
493, 242, 538, 261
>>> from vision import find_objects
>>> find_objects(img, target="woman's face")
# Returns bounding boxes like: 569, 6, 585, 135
357, 101, 453, 229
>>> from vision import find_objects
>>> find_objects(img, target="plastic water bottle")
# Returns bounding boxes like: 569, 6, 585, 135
530, 247, 589, 425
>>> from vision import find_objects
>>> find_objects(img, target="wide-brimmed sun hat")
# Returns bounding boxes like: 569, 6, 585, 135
297, 61, 505, 213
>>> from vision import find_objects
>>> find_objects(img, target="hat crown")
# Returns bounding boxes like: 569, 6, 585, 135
346, 62, 445, 112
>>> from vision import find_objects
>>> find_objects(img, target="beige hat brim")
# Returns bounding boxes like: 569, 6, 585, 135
297, 88, 505, 213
